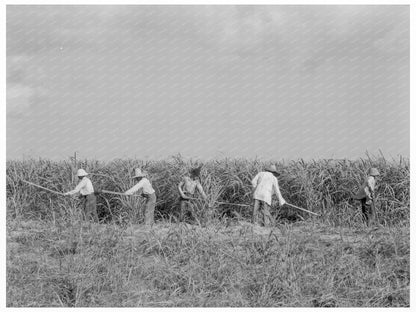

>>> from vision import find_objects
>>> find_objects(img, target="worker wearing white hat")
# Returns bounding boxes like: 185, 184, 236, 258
251, 164, 286, 226
64, 169, 99, 222
354, 167, 380, 226
124, 168, 156, 226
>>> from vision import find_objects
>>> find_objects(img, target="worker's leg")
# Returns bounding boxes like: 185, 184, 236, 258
144, 193, 156, 226
180, 199, 194, 222
82, 196, 91, 221
367, 200, 375, 226
179, 199, 188, 222
263, 202, 272, 226
91, 194, 99, 222
86, 194, 98, 223
361, 198, 369, 226
252, 199, 260, 225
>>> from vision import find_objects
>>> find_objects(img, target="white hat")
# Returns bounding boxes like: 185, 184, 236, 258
265, 164, 278, 174
368, 168, 380, 176
132, 168, 146, 179
77, 169, 88, 177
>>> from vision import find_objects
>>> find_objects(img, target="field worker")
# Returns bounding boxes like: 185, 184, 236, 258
178, 165, 207, 222
354, 167, 380, 226
251, 164, 286, 226
64, 169, 99, 223
124, 168, 156, 226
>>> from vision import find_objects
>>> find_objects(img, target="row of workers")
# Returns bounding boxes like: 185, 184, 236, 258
64, 165, 380, 226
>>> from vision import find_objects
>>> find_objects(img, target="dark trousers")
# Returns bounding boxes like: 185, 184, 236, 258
179, 199, 194, 222
81, 194, 99, 222
360, 198, 374, 226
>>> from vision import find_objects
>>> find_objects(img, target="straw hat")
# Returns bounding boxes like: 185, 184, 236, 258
76, 169, 88, 177
368, 168, 380, 176
132, 168, 146, 179
265, 164, 278, 174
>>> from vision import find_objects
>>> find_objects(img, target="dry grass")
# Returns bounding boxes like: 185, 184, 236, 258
6, 218, 409, 307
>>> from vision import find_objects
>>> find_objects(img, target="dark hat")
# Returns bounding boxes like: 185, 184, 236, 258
190, 165, 203, 177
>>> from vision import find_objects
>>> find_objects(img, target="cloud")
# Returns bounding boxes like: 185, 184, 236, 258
7, 5, 408, 60
184, 6, 285, 56
193, 6, 408, 65
6, 83, 35, 117
7, 55, 50, 117
373, 20, 409, 55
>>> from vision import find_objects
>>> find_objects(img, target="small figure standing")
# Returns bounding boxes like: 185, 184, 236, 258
64, 169, 99, 222
354, 167, 380, 226
251, 164, 286, 226
124, 168, 156, 226
178, 166, 207, 222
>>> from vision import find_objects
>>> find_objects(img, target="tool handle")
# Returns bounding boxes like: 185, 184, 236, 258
286, 203, 320, 216
21, 179, 65, 195
101, 190, 142, 197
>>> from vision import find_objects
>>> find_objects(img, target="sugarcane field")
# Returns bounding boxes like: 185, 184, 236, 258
6, 155, 410, 307
5, 4, 411, 309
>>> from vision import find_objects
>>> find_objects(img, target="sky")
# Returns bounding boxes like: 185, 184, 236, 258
6, 5, 409, 161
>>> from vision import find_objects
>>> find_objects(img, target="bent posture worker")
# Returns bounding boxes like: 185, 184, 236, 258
64, 169, 99, 222
124, 168, 157, 226
251, 164, 286, 226
354, 167, 380, 226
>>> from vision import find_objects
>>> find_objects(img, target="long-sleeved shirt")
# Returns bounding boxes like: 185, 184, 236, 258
251, 171, 285, 206
125, 178, 155, 195
355, 176, 376, 200
66, 177, 94, 196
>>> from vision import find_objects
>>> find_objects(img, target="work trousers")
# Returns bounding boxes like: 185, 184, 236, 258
143, 193, 156, 226
179, 198, 194, 222
253, 199, 273, 226
361, 198, 374, 226
81, 194, 99, 223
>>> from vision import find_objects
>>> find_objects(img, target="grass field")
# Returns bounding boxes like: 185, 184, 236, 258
6, 155, 410, 307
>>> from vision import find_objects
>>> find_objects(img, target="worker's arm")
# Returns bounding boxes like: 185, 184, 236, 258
125, 180, 143, 195
64, 179, 86, 195
366, 177, 376, 200
196, 182, 207, 200
251, 173, 260, 190
178, 180, 190, 199
273, 178, 286, 206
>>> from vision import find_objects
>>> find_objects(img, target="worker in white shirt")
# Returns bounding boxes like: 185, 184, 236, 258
124, 168, 156, 226
354, 167, 380, 226
251, 164, 286, 226
178, 165, 207, 222
64, 169, 99, 222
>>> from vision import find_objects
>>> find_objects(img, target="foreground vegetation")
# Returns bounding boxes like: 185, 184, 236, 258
7, 218, 409, 307
6, 155, 410, 307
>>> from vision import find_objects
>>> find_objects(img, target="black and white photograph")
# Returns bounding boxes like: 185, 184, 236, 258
4, 2, 411, 308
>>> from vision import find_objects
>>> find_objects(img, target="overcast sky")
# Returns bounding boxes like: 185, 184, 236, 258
6, 5, 409, 161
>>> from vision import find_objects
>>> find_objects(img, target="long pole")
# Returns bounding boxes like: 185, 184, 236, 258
216, 201, 251, 207
22, 180, 65, 196
101, 190, 142, 197
216, 200, 320, 216
187, 197, 250, 207
285, 203, 320, 216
